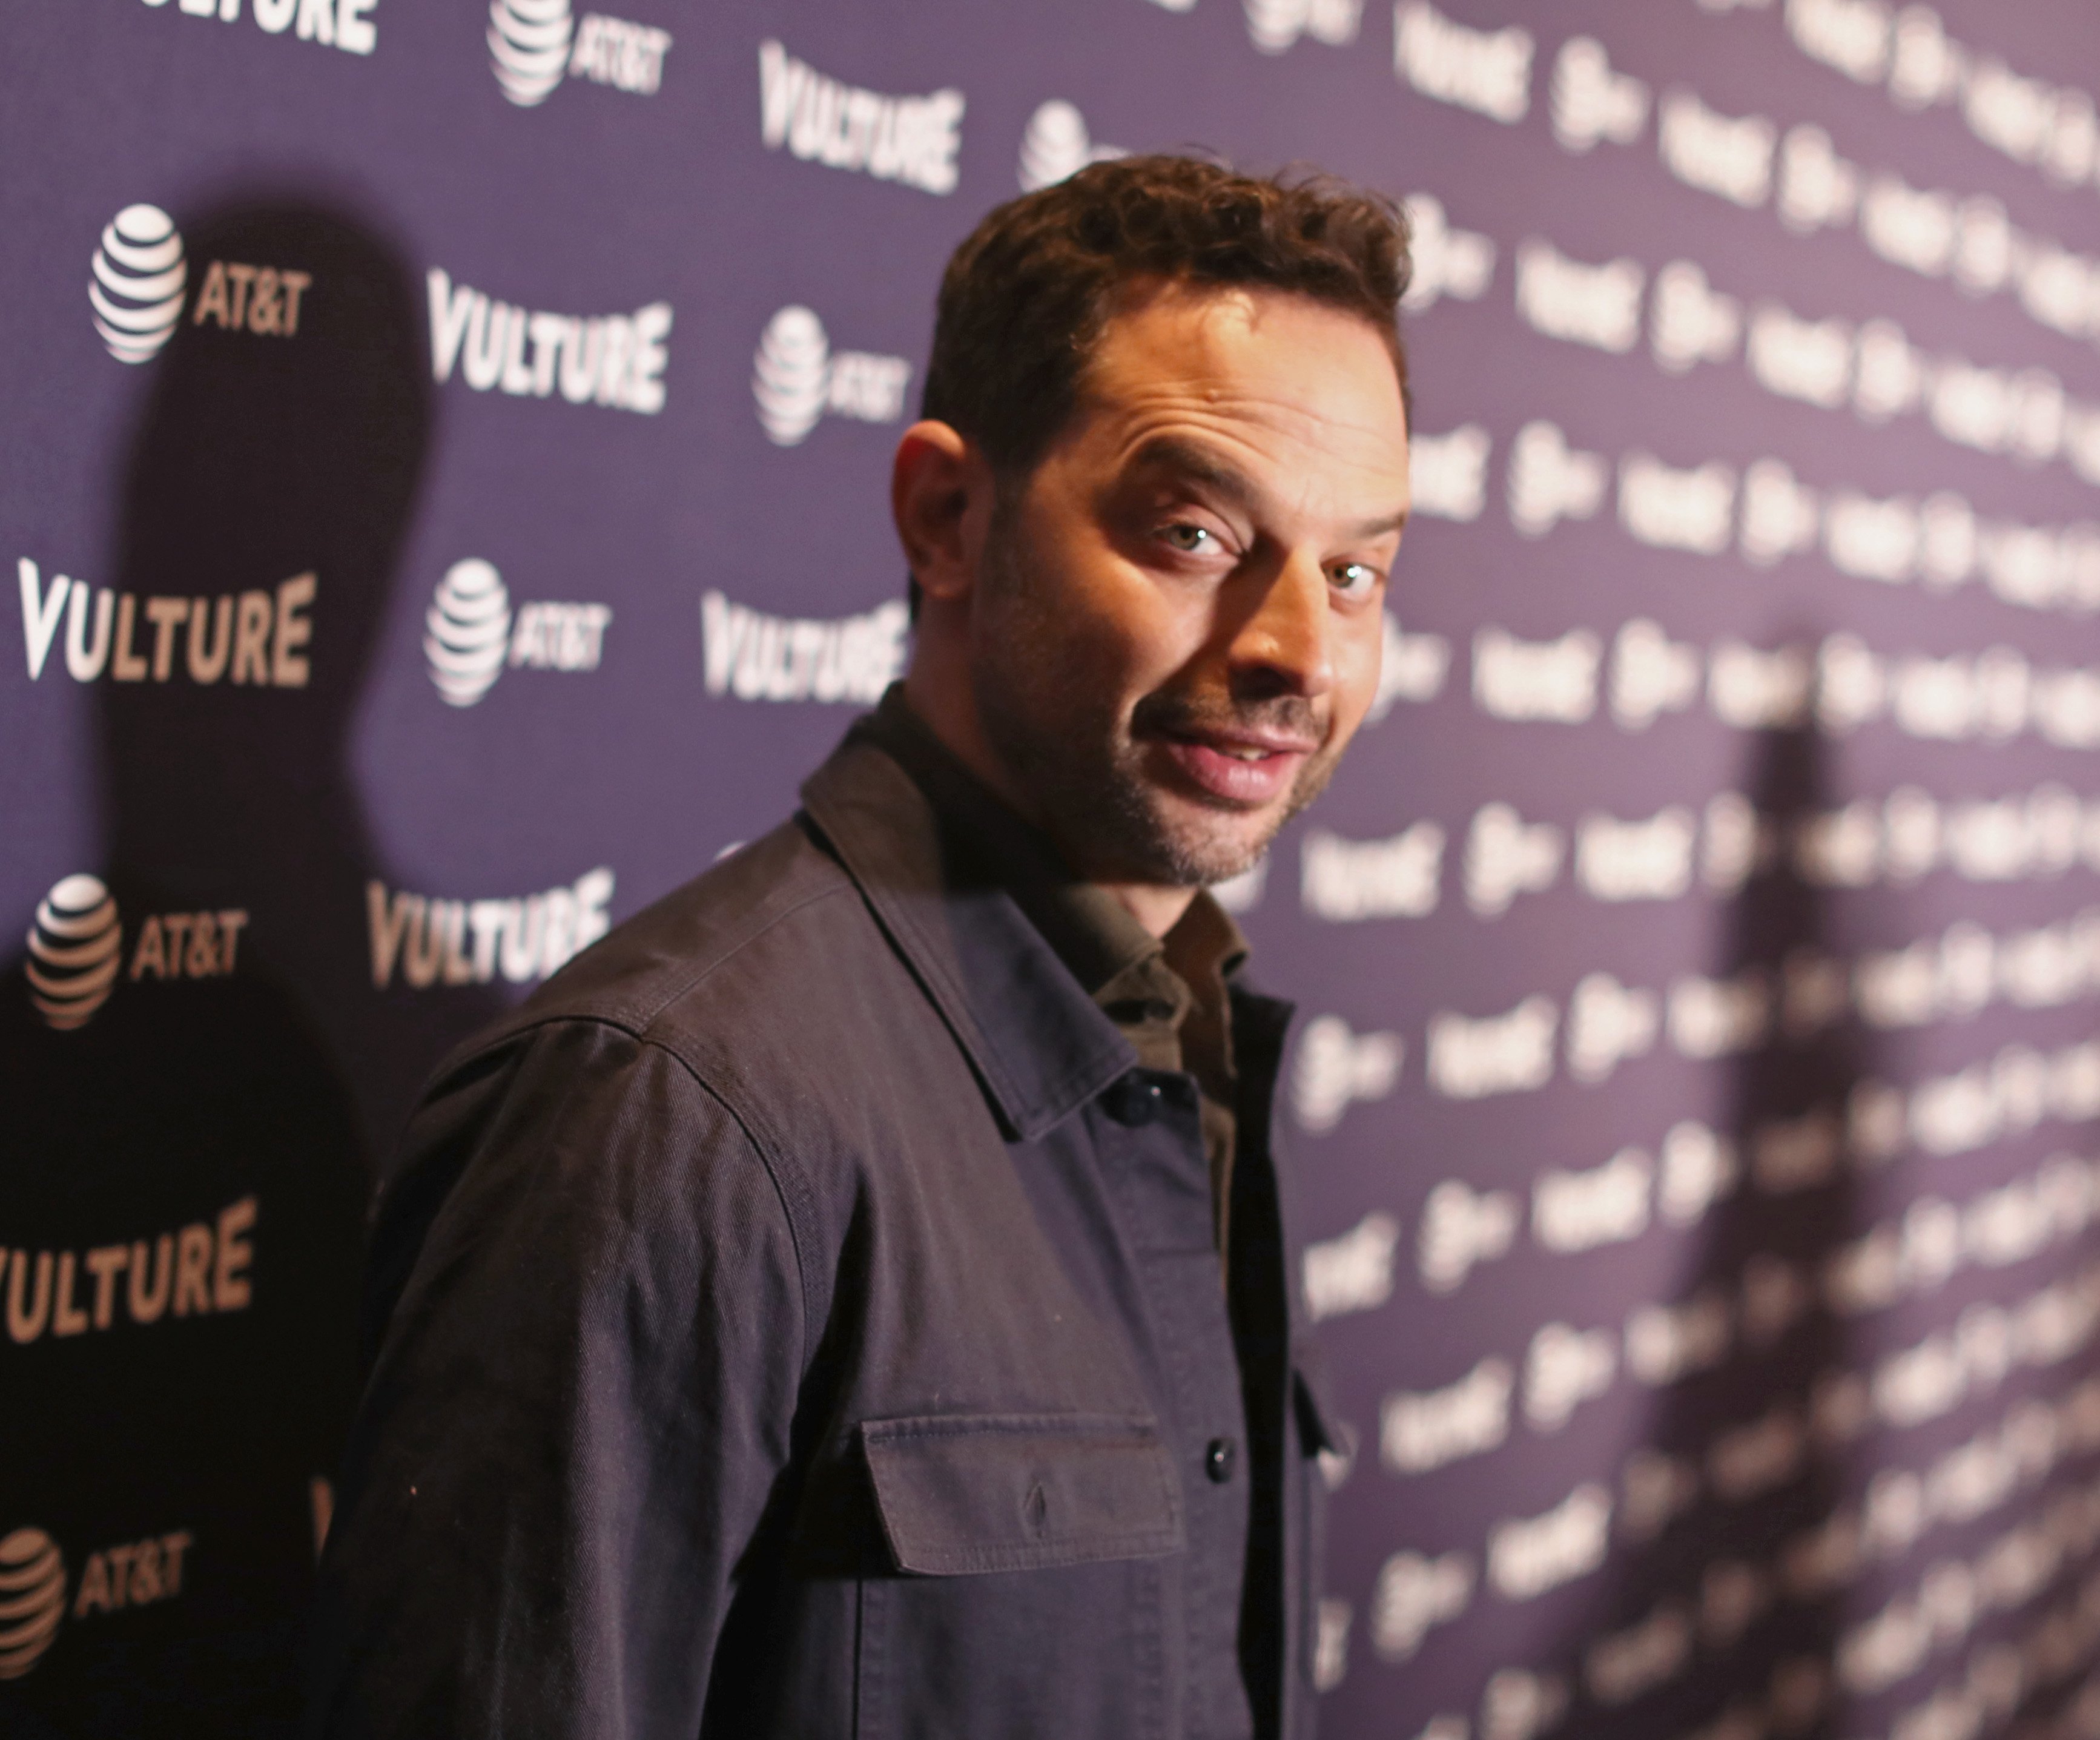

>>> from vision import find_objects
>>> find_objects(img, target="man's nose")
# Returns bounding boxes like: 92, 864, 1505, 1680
1227, 552, 1333, 700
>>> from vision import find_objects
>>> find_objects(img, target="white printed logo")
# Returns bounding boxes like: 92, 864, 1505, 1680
134, 0, 375, 55
366, 869, 613, 990
1395, 3, 1533, 125
426, 559, 510, 705
1659, 90, 1775, 209
90, 205, 186, 364
1524, 1321, 1617, 1430
1550, 37, 1648, 153
1505, 421, 1605, 538
1382, 1357, 1513, 1473
1370, 1549, 1475, 1659
1246, 0, 1360, 54
1514, 238, 1643, 354
1293, 1015, 1404, 1132
1300, 821, 1444, 922
1303, 1211, 1401, 1322
1619, 452, 1736, 555
758, 41, 964, 196
25, 873, 251, 1031
1417, 1181, 1519, 1294
1488, 1484, 1613, 1600
489, 0, 670, 107
1565, 972, 1658, 1084
1408, 424, 1490, 522
0, 1521, 196, 1676
1017, 101, 1123, 192
1649, 260, 1740, 374
566, 12, 669, 93
1426, 995, 1558, 1098
488, 0, 573, 105
1399, 194, 1496, 312
190, 259, 312, 337
18, 560, 316, 690
424, 559, 609, 707
701, 591, 907, 705
427, 268, 670, 414
0, 1528, 65, 1680
752, 308, 912, 447
1473, 627, 1599, 723
27, 875, 122, 1031
1465, 802, 1564, 914
5, 1198, 257, 1346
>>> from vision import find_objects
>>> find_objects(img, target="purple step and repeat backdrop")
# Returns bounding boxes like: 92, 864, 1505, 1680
7, 0, 2100, 1735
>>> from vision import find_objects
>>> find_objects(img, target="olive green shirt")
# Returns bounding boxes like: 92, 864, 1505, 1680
863, 687, 1249, 1255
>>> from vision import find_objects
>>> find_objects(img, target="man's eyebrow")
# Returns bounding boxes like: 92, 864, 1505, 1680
1125, 436, 1263, 513
1347, 506, 1411, 541
1126, 435, 1410, 541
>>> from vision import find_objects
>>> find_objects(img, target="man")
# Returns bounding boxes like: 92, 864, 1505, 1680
308, 155, 1412, 1739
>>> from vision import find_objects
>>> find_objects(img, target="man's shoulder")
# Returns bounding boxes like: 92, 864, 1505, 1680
443, 812, 899, 1087
547, 816, 860, 1024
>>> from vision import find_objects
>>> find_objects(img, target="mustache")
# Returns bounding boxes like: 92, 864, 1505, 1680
1129, 687, 1329, 745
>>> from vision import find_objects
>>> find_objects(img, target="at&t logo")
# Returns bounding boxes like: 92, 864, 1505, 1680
424, 559, 610, 707
489, 0, 669, 106
27, 876, 122, 1030
488, 0, 572, 104
88, 206, 316, 362
24, 874, 249, 1032
753, 308, 911, 447
90, 206, 186, 364
1017, 101, 1124, 191
0, 1528, 65, 1680
0, 1523, 196, 1682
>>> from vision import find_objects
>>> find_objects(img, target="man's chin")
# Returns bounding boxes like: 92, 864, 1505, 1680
1136, 794, 1287, 888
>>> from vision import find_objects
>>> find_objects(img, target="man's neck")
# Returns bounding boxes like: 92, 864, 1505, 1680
1092, 879, 1201, 940
899, 664, 1200, 940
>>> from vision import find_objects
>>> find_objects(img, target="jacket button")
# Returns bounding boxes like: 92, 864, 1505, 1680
1103, 1074, 1164, 1127
1205, 1438, 1237, 1483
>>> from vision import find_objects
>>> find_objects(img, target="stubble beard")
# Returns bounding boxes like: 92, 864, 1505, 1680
970, 515, 1346, 890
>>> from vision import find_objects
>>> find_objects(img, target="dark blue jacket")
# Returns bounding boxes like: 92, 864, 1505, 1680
307, 721, 1336, 1739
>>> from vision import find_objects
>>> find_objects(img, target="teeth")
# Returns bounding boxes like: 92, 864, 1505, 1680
1226, 746, 1265, 760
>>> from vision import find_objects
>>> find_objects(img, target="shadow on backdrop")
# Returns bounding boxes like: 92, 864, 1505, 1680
1, 198, 492, 1738
1547, 721, 1874, 1740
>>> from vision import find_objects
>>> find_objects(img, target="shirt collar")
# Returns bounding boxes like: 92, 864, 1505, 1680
797, 687, 1250, 1141
799, 706, 1134, 1143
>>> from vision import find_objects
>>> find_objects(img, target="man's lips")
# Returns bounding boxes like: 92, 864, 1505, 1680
1152, 729, 1316, 806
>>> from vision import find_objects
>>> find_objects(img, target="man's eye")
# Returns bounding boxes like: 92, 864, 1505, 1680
1330, 561, 1381, 601
1162, 523, 1215, 555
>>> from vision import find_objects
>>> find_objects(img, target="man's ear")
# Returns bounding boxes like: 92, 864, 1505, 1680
891, 421, 988, 609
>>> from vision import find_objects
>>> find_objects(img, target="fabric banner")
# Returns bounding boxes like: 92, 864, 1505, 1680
4, 1, 2099, 1735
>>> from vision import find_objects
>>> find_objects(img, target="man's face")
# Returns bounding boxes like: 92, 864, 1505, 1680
968, 284, 1410, 889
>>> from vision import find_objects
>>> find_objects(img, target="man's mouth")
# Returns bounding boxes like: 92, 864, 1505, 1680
1154, 729, 1317, 806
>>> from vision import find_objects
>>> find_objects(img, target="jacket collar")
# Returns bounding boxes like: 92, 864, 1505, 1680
799, 726, 1137, 1144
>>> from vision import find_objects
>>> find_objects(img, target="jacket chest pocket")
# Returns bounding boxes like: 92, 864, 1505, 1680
853, 1413, 1184, 1740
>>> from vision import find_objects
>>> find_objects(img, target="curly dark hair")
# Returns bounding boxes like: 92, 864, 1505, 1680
921, 154, 1412, 480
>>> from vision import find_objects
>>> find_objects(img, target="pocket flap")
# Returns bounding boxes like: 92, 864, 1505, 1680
861, 1412, 1184, 1576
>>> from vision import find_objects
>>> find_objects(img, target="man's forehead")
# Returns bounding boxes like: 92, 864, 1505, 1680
1091, 281, 1388, 375
1077, 283, 1407, 444
1065, 285, 1409, 508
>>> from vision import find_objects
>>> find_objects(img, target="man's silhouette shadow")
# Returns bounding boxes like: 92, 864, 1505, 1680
1548, 720, 1873, 1740
2, 199, 498, 1738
